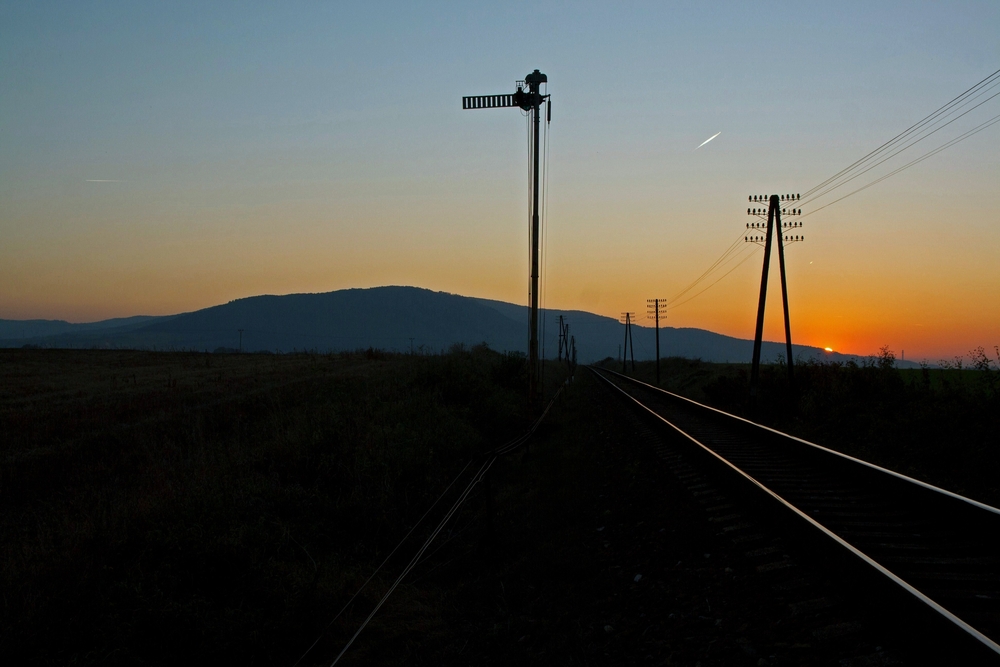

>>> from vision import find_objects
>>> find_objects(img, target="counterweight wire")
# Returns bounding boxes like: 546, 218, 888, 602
290, 458, 475, 667
541, 91, 551, 372
321, 385, 565, 666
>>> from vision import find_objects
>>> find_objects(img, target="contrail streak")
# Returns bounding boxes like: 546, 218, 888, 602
695, 132, 721, 150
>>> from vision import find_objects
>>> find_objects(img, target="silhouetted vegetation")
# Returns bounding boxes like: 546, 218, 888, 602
0, 346, 530, 664
617, 347, 1000, 506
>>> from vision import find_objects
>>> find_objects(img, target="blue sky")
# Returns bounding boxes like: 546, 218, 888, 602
2, 1, 999, 359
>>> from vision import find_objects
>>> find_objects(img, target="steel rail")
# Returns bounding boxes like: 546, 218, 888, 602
591, 366, 1000, 661
601, 368, 1000, 517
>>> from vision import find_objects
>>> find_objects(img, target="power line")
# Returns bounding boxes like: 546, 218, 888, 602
670, 245, 762, 311
800, 84, 1000, 209
804, 111, 1000, 218
667, 229, 750, 303
800, 68, 1000, 200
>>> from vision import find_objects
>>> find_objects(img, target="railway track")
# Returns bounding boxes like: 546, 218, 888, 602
592, 366, 1000, 663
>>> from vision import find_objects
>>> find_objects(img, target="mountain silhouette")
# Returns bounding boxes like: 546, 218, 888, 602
0, 286, 915, 366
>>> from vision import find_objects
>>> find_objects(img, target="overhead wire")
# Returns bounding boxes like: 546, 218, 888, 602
667, 228, 753, 304
804, 110, 1000, 218
799, 82, 1000, 209
670, 244, 762, 311
799, 67, 1000, 200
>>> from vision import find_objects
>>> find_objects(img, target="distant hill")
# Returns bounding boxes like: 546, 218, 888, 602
0, 315, 165, 341
0, 286, 917, 367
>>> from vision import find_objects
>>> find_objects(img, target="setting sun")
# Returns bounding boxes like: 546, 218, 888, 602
825, 347, 834, 352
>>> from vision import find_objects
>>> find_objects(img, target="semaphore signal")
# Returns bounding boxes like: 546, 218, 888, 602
462, 69, 552, 407
463, 70, 551, 410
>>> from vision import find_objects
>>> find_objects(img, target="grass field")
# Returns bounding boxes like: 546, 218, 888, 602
1, 347, 534, 664
4, 347, 997, 664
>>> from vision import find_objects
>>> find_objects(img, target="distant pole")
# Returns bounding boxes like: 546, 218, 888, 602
630, 320, 635, 372
622, 317, 628, 373
620, 312, 636, 373
238, 329, 244, 353
409, 337, 415, 355
564, 324, 570, 373
647, 298, 666, 386
655, 305, 659, 384
557, 315, 565, 362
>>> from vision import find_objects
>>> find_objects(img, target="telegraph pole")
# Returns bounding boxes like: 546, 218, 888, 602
647, 298, 667, 385
745, 194, 804, 403
620, 312, 636, 373
463, 70, 550, 409
557, 315, 566, 361
238, 329, 244, 353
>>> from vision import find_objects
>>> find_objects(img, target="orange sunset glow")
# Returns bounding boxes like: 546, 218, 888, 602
1, 4, 998, 364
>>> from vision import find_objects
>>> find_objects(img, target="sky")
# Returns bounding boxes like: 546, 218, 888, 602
1, 1, 998, 362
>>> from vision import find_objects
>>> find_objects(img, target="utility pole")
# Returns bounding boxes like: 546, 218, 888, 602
745, 194, 803, 405
563, 323, 571, 374
620, 312, 636, 373
463, 69, 551, 411
238, 329, 244, 353
557, 315, 566, 362
647, 298, 667, 385
409, 337, 415, 355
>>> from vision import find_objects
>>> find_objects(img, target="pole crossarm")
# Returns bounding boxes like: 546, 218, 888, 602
747, 194, 805, 246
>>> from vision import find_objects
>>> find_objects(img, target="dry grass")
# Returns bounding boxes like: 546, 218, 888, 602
0, 347, 527, 665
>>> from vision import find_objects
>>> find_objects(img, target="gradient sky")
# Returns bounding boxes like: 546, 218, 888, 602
2, 1, 998, 362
